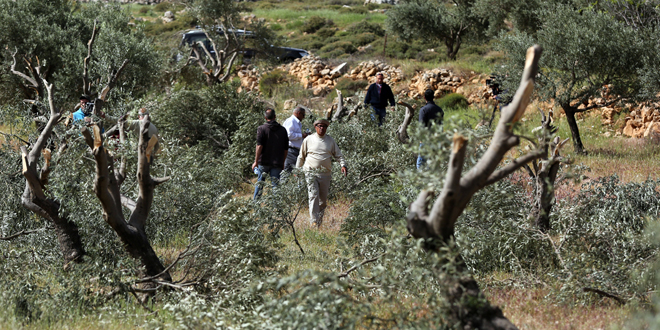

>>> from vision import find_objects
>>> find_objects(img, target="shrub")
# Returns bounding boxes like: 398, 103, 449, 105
300, 16, 334, 34
320, 40, 357, 55
270, 23, 282, 31
334, 77, 369, 96
350, 32, 377, 46
157, 83, 265, 155
316, 27, 336, 38
347, 20, 385, 37
259, 69, 291, 98
437, 93, 469, 109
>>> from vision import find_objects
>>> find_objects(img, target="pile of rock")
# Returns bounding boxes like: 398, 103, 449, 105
620, 103, 660, 138
280, 55, 345, 96
236, 64, 261, 93
404, 68, 464, 99
344, 60, 404, 84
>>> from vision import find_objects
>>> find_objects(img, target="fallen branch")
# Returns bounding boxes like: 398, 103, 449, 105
0, 227, 48, 241
583, 287, 626, 305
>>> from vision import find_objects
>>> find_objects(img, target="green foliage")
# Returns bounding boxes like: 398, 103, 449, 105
316, 26, 337, 38
385, 0, 488, 59
258, 69, 291, 98
300, 15, 335, 34
157, 83, 264, 155
319, 40, 357, 57
334, 77, 369, 96
347, 19, 385, 36
437, 93, 469, 109
497, 4, 651, 108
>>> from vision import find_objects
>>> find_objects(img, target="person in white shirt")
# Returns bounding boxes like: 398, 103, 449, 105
296, 119, 347, 227
282, 107, 309, 172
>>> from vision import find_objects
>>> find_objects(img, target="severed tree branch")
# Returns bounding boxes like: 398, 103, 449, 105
83, 20, 99, 96
396, 101, 415, 143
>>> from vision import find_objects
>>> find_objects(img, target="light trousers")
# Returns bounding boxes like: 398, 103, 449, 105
306, 172, 332, 225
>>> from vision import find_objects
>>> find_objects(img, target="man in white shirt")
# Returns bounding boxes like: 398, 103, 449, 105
296, 119, 348, 227
282, 107, 309, 172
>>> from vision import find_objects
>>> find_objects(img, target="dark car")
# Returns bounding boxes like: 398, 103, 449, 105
180, 30, 309, 62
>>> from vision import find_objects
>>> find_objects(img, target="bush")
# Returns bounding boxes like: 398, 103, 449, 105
349, 32, 377, 46
437, 93, 469, 109
259, 69, 291, 98
320, 40, 357, 55
316, 27, 336, 38
347, 20, 385, 37
157, 83, 265, 155
334, 77, 369, 96
300, 16, 334, 34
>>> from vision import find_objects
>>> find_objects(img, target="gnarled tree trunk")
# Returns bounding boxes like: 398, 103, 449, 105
406, 45, 549, 330
82, 116, 171, 281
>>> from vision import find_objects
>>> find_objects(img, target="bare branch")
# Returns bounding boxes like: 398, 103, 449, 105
396, 101, 415, 143
83, 20, 99, 95
338, 254, 383, 278
0, 227, 48, 241
485, 149, 545, 186
583, 288, 626, 305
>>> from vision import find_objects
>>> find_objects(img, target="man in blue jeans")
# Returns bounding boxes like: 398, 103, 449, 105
252, 108, 289, 200
364, 72, 396, 126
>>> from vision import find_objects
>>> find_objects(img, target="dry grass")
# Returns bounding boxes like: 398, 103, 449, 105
486, 288, 633, 330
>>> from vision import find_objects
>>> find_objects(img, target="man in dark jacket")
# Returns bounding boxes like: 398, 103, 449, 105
417, 89, 444, 169
364, 72, 396, 126
252, 108, 289, 200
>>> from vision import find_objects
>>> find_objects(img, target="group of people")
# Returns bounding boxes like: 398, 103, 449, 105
252, 73, 444, 227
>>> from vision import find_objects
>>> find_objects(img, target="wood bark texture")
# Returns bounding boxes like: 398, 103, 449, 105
406, 45, 547, 330
396, 101, 415, 144
13, 63, 85, 264
82, 116, 172, 281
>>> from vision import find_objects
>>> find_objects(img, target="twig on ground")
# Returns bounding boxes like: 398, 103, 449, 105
0, 227, 48, 241
583, 287, 626, 305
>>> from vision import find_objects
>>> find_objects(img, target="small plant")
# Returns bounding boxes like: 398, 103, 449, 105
334, 77, 369, 96
300, 16, 334, 34
347, 20, 385, 37
259, 69, 291, 98
437, 93, 469, 109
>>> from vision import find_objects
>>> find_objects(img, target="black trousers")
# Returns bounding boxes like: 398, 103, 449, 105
284, 147, 300, 172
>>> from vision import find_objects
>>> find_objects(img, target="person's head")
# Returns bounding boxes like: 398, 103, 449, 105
80, 95, 90, 107
293, 106, 306, 121
424, 89, 434, 102
376, 73, 384, 84
264, 108, 276, 121
313, 119, 329, 136
138, 108, 149, 119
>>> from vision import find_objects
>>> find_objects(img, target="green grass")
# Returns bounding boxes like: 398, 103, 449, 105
252, 8, 386, 27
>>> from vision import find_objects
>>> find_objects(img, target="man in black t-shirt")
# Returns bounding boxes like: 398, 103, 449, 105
252, 108, 289, 200
417, 89, 444, 169
364, 72, 396, 126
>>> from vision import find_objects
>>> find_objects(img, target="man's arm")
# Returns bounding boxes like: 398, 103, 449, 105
364, 84, 372, 105
296, 139, 307, 168
387, 85, 396, 107
331, 139, 348, 176
252, 145, 263, 171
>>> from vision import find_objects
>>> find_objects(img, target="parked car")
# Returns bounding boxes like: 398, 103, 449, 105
180, 29, 309, 62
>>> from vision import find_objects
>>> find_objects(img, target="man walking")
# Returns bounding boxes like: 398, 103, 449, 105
296, 119, 347, 227
364, 72, 396, 126
282, 106, 309, 172
417, 89, 444, 169
252, 108, 289, 200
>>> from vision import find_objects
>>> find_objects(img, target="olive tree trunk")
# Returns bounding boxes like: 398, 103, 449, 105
562, 106, 586, 155
82, 116, 171, 281
406, 46, 548, 330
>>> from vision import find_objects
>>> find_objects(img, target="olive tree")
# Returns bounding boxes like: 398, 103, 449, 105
498, 4, 652, 154
386, 0, 488, 60
180, 0, 278, 86
405, 45, 547, 329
